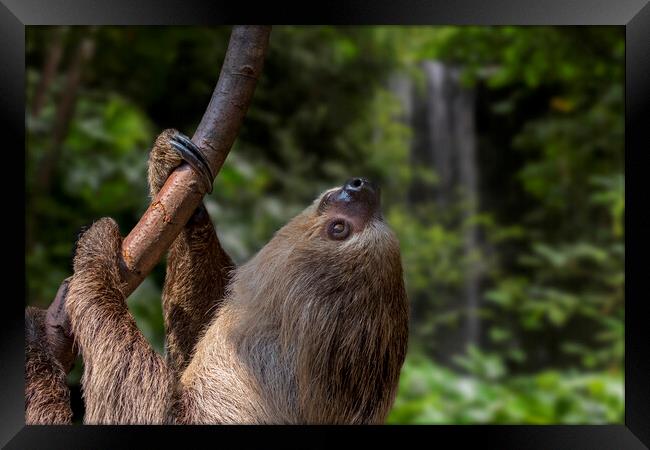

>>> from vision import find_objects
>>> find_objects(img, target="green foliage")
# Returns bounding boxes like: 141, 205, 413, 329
388, 354, 623, 424
26, 86, 154, 307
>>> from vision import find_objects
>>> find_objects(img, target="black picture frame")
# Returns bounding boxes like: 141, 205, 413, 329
4, 1, 648, 448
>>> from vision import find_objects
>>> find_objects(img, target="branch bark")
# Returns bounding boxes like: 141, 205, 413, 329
121, 25, 271, 294
43, 25, 272, 369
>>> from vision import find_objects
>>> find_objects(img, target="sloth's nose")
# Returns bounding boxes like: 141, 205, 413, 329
343, 177, 378, 195
341, 177, 381, 212
323, 177, 382, 221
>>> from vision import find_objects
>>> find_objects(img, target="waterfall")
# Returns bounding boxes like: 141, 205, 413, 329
450, 67, 481, 349
391, 61, 482, 360
423, 61, 455, 208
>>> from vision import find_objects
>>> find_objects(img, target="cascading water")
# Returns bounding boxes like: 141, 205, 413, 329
391, 61, 482, 361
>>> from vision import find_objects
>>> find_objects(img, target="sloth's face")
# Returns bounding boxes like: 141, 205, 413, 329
270, 177, 402, 280
315, 178, 382, 242
243, 178, 391, 266
253, 177, 398, 279
284, 177, 397, 258
234, 177, 404, 314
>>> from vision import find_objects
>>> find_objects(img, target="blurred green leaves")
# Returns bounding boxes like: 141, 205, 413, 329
388, 355, 623, 424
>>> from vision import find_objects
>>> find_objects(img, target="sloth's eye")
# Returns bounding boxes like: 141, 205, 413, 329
327, 219, 351, 240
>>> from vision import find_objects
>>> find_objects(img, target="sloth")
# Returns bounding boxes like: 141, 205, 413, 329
29, 130, 409, 424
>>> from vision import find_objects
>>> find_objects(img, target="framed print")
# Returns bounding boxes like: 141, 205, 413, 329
3, 0, 649, 448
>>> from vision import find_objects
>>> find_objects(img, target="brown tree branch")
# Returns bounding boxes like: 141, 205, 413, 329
121, 25, 271, 294
43, 25, 272, 370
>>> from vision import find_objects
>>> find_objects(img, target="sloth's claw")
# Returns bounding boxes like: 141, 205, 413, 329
170, 132, 214, 194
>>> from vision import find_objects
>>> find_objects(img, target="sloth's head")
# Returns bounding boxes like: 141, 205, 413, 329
233, 177, 406, 326
289, 177, 400, 262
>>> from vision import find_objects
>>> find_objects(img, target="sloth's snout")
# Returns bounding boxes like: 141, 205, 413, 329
317, 177, 382, 226
341, 177, 380, 211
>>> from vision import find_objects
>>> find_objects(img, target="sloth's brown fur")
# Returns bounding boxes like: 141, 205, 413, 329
59, 129, 409, 424
25, 307, 73, 424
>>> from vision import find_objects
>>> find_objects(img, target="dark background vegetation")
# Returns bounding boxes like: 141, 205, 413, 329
25, 26, 624, 424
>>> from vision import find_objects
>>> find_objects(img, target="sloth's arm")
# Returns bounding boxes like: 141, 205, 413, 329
66, 218, 173, 424
148, 130, 235, 377
25, 307, 73, 425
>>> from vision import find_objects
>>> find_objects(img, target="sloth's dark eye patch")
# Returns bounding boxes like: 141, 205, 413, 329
327, 219, 351, 240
